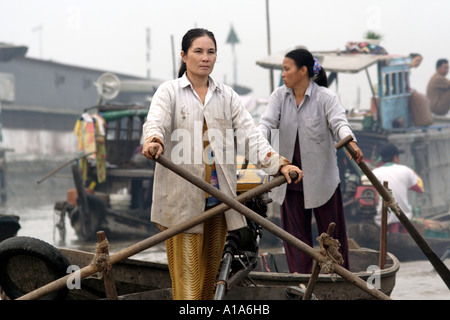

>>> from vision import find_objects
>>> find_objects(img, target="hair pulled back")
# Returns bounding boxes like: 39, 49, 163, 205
285, 48, 328, 87
178, 28, 217, 78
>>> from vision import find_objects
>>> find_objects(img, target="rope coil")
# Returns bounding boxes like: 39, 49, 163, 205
90, 238, 112, 275
316, 232, 344, 275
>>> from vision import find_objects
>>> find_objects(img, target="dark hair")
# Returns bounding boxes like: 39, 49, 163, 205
409, 53, 422, 59
379, 143, 403, 163
285, 48, 328, 87
178, 28, 217, 78
436, 58, 449, 69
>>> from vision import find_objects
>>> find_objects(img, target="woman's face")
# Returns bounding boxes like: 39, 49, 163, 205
181, 35, 217, 78
281, 57, 306, 88
410, 56, 422, 68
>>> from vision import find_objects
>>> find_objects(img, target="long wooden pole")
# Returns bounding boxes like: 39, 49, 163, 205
336, 135, 450, 290
18, 155, 390, 300
153, 155, 390, 300
36, 151, 95, 184
379, 181, 388, 269
16, 169, 293, 300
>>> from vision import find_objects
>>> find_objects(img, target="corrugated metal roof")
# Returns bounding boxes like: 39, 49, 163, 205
0, 43, 28, 62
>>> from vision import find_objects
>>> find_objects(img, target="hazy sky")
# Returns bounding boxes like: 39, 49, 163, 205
2, 0, 449, 109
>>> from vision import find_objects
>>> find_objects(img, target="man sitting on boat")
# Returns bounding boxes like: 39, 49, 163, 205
427, 58, 450, 116
372, 144, 424, 233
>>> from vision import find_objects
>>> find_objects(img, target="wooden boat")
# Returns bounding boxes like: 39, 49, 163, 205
0, 236, 399, 300
0, 214, 20, 243
50, 104, 158, 242
117, 248, 399, 301
347, 215, 450, 261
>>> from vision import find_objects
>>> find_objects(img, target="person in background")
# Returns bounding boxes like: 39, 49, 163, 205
409, 53, 423, 69
258, 48, 363, 274
427, 58, 450, 115
406, 53, 422, 92
373, 144, 424, 233
407, 53, 434, 127
142, 28, 302, 300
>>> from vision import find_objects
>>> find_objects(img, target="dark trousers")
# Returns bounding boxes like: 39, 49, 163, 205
280, 187, 350, 274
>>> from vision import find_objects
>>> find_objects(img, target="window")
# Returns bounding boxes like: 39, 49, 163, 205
105, 116, 144, 141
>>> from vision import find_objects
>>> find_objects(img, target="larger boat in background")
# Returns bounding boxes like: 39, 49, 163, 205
53, 103, 158, 242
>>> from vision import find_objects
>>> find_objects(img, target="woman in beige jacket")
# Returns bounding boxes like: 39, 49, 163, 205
142, 28, 302, 300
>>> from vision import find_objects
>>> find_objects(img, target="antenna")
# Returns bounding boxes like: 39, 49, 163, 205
94, 73, 120, 105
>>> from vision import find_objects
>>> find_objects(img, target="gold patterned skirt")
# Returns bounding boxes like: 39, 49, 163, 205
158, 213, 227, 300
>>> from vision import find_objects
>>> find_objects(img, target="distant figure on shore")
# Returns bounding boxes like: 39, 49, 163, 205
426, 58, 450, 115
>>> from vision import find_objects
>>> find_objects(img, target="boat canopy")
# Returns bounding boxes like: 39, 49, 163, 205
256, 50, 407, 74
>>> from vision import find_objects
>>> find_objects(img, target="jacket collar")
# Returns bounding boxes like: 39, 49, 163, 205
180, 72, 220, 92
285, 80, 316, 105
285, 79, 315, 97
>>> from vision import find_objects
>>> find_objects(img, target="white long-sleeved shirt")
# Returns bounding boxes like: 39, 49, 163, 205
143, 74, 289, 233
258, 81, 356, 208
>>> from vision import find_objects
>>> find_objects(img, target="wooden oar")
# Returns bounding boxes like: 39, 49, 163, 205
16, 164, 294, 300
152, 154, 390, 300
18, 154, 390, 300
336, 135, 450, 290
379, 181, 389, 269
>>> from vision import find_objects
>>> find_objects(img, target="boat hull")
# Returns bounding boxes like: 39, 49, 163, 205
59, 247, 398, 300
347, 221, 450, 261
0, 236, 399, 300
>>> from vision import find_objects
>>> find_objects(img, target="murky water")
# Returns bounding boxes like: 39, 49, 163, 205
2, 161, 450, 300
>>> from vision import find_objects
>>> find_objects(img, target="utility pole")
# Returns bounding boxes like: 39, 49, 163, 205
146, 28, 151, 79
226, 25, 240, 86
32, 24, 43, 59
266, 0, 274, 93
171, 34, 176, 79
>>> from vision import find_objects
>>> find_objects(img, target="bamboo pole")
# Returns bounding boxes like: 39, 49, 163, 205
336, 135, 450, 290
36, 151, 95, 184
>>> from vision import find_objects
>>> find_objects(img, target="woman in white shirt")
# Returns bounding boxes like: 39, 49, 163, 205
258, 48, 363, 274
142, 28, 302, 300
